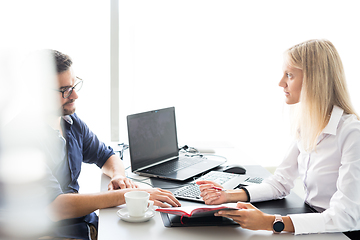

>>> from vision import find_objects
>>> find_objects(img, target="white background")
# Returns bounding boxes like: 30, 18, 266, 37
117, 0, 360, 166
2, 1, 360, 194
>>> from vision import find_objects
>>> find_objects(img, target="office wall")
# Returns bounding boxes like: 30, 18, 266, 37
0, 1, 110, 142
2, 1, 360, 169
117, 0, 360, 166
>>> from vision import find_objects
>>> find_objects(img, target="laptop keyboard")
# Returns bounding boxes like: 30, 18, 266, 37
173, 171, 263, 202
144, 157, 204, 175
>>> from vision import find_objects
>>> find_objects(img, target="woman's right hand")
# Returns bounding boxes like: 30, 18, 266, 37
196, 180, 228, 205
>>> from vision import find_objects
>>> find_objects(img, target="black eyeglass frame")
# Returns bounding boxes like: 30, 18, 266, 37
57, 77, 83, 99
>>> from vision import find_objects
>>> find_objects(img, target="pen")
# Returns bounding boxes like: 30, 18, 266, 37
212, 186, 225, 191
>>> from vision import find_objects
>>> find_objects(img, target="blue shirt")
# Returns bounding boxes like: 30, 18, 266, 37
42, 113, 114, 239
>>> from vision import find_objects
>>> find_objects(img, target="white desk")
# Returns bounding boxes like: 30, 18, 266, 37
98, 147, 349, 240
98, 178, 348, 240
98, 174, 348, 239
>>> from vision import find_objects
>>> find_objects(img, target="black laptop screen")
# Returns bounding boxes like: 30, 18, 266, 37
127, 107, 179, 171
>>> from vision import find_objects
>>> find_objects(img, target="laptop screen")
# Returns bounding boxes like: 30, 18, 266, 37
127, 107, 179, 171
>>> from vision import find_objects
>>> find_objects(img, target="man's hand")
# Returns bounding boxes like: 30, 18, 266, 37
108, 175, 139, 190
145, 188, 181, 208
103, 155, 139, 189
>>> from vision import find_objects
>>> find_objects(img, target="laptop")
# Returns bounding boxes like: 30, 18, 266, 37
127, 107, 226, 181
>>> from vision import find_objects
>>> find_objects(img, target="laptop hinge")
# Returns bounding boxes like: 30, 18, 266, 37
135, 156, 178, 172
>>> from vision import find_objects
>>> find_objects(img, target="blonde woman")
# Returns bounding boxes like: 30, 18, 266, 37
197, 39, 360, 236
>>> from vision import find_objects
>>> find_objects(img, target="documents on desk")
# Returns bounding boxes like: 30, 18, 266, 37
156, 203, 238, 218
156, 203, 239, 225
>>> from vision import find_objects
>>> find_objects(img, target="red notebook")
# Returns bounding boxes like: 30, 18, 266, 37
156, 203, 239, 219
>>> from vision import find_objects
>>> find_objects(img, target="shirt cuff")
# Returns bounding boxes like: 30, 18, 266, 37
246, 183, 275, 202
239, 187, 250, 202
288, 213, 325, 235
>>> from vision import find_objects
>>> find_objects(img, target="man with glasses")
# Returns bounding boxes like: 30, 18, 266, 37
57, 76, 83, 115
43, 50, 180, 240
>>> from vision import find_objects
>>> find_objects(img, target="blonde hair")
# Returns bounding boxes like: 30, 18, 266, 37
285, 39, 358, 152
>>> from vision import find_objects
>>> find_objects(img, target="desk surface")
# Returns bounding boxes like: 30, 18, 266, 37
98, 175, 348, 239
98, 148, 348, 239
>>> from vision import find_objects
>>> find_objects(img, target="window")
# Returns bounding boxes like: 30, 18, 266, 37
117, 0, 360, 166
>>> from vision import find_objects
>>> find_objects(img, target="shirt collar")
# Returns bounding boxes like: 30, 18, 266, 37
62, 115, 73, 125
322, 105, 344, 135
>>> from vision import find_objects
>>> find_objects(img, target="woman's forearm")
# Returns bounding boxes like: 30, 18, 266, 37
225, 189, 249, 202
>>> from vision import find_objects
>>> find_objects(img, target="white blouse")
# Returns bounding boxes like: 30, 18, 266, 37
246, 105, 360, 234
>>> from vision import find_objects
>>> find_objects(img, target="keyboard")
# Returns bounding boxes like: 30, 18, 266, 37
144, 157, 204, 175
173, 171, 263, 202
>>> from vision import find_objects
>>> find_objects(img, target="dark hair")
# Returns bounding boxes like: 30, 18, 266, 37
52, 50, 72, 74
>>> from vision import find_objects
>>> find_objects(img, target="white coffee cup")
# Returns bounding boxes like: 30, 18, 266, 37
124, 191, 154, 218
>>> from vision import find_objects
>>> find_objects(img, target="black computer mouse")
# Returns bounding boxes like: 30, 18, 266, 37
222, 164, 246, 174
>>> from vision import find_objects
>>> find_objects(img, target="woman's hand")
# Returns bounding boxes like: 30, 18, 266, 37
215, 202, 273, 231
196, 180, 227, 205
145, 188, 181, 208
108, 175, 139, 190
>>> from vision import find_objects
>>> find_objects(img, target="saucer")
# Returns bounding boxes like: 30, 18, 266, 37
117, 208, 155, 223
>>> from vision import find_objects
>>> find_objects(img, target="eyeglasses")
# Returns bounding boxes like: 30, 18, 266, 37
57, 77, 83, 99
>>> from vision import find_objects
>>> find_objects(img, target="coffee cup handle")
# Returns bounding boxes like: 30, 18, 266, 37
146, 200, 154, 211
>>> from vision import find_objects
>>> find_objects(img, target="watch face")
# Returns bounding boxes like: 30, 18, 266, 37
273, 221, 285, 232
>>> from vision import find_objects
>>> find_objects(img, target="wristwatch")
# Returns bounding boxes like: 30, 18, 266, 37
272, 214, 285, 233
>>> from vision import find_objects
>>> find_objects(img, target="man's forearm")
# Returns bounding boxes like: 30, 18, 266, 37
48, 190, 128, 222
102, 154, 139, 189
102, 154, 126, 178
